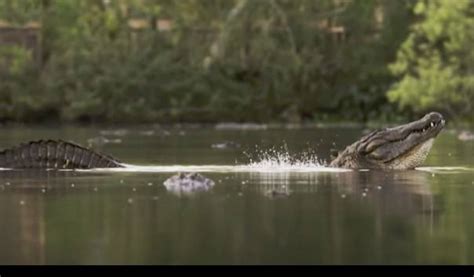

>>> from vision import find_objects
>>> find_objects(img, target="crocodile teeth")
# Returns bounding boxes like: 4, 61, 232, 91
430, 122, 435, 128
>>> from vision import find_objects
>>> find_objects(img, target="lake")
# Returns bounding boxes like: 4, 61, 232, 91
0, 124, 473, 264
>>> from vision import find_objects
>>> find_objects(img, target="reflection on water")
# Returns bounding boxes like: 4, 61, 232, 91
0, 126, 472, 264
249, 170, 439, 221
0, 168, 448, 264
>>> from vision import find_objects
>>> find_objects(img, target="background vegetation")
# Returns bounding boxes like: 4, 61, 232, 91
0, 0, 471, 124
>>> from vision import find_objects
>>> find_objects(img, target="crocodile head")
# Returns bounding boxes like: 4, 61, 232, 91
330, 112, 445, 169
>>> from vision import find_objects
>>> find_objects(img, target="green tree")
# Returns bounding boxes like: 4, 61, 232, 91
0, 0, 415, 123
388, 0, 474, 119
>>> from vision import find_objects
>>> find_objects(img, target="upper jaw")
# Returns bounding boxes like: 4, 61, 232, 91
380, 113, 445, 162
358, 112, 445, 164
404, 112, 445, 141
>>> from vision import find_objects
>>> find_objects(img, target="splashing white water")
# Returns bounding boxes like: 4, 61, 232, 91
245, 144, 325, 169
90, 164, 347, 173
85, 145, 349, 173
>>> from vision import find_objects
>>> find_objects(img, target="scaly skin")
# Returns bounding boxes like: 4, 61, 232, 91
0, 139, 124, 169
329, 112, 445, 169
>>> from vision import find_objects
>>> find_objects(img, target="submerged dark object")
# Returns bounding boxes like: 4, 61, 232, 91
211, 141, 241, 149
163, 172, 215, 196
329, 112, 445, 169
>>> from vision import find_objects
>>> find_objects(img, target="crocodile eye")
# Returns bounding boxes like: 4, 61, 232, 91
363, 139, 386, 153
368, 150, 384, 160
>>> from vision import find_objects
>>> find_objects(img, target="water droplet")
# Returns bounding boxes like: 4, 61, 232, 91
120, 179, 124, 184
93, 187, 98, 192
152, 196, 159, 200
5, 182, 10, 186
364, 188, 369, 192
71, 183, 75, 188
41, 188, 46, 193
238, 192, 243, 197
341, 194, 346, 198
362, 192, 367, 197
19, 200, 25, 205
147, 182, 153, 186
377, 186, 382, 190
127, 198, 134, 204
132, 187, 137, 192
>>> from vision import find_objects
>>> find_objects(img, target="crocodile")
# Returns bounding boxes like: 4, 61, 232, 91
329, 112, 445, 169
0, 139, 124, 169
0, 112, 444, 170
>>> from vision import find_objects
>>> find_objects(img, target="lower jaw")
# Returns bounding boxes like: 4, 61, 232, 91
384, 138, 435, 170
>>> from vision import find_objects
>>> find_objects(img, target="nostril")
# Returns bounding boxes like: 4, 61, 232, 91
427, 112, 443, 121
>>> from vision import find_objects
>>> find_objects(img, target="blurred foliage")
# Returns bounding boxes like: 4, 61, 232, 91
0, 0, 422, 123
388, 0, 474, 121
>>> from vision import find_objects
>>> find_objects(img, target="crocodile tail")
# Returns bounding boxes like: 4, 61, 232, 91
0, 139, 124, 169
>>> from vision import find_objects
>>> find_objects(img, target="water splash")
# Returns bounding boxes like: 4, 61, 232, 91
87, 144, 349, 173
244, 144, 325, 169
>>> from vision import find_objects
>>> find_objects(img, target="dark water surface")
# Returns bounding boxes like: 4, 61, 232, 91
0, 125, 473, 264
